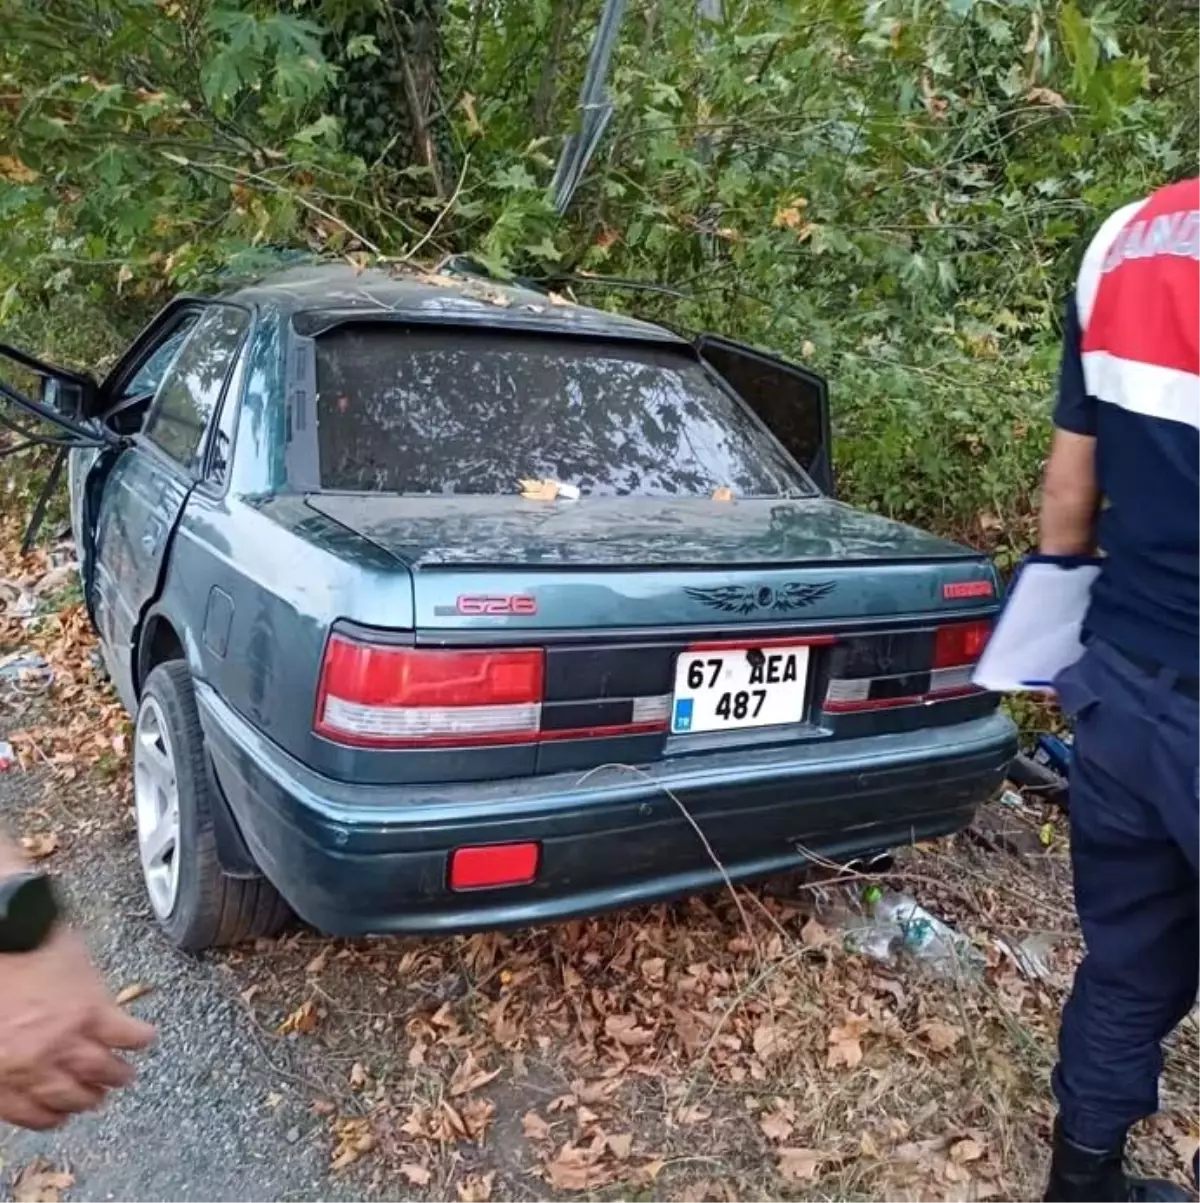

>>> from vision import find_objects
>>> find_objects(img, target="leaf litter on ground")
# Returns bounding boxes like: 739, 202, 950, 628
2, 514, 1196, 1202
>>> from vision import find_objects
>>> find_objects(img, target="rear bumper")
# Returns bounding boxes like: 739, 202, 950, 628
197, 683, 1017, 936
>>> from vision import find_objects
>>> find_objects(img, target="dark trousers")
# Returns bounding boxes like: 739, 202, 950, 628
1052, 637, 1199, 1150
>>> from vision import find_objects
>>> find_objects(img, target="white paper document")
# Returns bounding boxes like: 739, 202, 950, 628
972, 557, 1102, 693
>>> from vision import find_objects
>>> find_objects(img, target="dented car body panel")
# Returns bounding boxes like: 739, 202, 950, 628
5, 262, 1015, 935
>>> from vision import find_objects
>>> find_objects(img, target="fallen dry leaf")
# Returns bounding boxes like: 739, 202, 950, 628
606, 1132, 633, 1160
800, 916, 829, 947
777, 1147, 822, 1182
401, 1163, 432, 1187
348, 1061, 368, 1090
461, 1096, 495, 1142
920, 1021, 964, 1053
760, 1109, 795, 1143
20, 832, 59, 860
305, 948, 329, 975
456, 1172, 495, 1202
114, 982, 152, 1006
544, 1141, 616, 1192
330, 1116, 375, 1170
604, 1013, 655, 1047
682, 1178, 735, 1198
277, 999, 320, 1036
753, 1023, 787, 1062
449, 1051, 501, 1097
951, 1137, 985, 1163
522, 1110, 552, 1142
12, 1161, 74, 1203
826, 1015, 869, 1069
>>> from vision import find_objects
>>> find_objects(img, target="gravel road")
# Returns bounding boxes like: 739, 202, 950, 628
0, 765, 345, 1203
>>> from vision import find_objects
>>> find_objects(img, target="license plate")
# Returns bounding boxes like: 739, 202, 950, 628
670, 644, 811, 734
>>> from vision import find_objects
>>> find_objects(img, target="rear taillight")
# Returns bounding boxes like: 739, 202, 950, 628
824, 620, 991, 713
315, 635, 544, 747
933, 620, 991, 668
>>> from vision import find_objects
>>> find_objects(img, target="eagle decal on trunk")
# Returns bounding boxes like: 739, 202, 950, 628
684, 581, 837, 614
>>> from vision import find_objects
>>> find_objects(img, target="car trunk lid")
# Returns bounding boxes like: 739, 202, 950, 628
307, 492, 998, 772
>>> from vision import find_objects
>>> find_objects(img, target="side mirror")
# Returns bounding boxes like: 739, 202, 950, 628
39, 376, 87, 420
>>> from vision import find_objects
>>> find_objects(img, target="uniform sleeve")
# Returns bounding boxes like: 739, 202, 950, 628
1053, 294, 1097, 436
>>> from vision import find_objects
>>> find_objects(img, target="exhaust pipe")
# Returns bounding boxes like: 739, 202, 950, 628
836, 854, 892, 874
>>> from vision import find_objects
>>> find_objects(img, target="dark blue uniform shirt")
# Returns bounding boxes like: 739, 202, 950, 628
1055, 296, 1199, 677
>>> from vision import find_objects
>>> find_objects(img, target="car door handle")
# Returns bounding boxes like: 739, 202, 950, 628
141, 515, 165, 553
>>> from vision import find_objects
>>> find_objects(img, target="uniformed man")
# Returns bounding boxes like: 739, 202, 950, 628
1039, 176, 1198, 1201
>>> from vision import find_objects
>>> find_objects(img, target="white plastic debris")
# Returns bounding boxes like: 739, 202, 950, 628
820, 886, 985, 978
994, 932, 1058, 983
0, 741, 14, 771
0, 651, 53, 693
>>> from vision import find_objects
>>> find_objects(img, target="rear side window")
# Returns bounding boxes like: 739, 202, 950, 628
144, 306, 249, 468
312, 327, 812, 497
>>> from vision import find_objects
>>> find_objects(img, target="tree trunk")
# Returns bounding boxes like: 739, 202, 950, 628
327, 0, 448, 196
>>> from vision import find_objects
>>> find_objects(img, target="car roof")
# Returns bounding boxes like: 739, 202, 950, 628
221, 262, 686, 345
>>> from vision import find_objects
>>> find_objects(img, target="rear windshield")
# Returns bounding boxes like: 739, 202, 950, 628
312, 327, 812, 498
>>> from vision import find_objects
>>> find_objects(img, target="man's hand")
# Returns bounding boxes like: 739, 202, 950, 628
0, 929, 155, 1130
1039, 428, 1099, 556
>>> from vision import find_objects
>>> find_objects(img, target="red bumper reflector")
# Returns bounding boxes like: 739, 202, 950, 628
449, 843, 540, 891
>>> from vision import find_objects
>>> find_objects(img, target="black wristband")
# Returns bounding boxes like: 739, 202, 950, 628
0, 873, 59, 953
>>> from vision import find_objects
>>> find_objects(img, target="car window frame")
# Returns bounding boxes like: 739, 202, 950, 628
694, 334, 833, 497
99, 297, 211, 409
282, 319, 817, 499
137, 300, 253, 477
196, 304, 258, 497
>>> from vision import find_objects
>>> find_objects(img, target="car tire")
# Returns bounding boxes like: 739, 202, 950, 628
134, 661, 291, 951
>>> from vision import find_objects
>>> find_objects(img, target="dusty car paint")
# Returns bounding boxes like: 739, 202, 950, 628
8, 261, 1016, 935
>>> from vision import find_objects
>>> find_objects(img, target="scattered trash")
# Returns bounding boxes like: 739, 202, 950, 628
1009, 749, 1068, 805
999, 788, 1023, 808
994, 932, 1059, 984
0, 651, 53, 694
518, 478, 580, 501
712, 486, 735, 502
0, 740, 14, 770
818, 885, 985, 978
7, 590, 37, 621
33, 561, 78, 596
1032, 732, 1073, 780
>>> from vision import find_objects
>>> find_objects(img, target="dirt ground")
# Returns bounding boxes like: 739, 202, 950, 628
0, 537, 1196, 1203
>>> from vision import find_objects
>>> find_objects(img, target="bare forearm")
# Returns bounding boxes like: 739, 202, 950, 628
1039, 485, 1097, 555
1038, 429, 1099, 556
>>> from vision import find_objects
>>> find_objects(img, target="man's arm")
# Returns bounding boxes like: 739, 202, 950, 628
1040, 428, 1099, 555
1039, 295, 1100, 556
0, 833, 155, 1129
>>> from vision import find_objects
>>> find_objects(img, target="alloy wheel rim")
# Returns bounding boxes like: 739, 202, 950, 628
133, 696, 181, 919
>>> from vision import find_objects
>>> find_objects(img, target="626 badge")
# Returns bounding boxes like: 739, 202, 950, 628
671, 644, 811, 735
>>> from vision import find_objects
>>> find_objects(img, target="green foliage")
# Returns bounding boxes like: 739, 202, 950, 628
0, 0, 1195, 548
